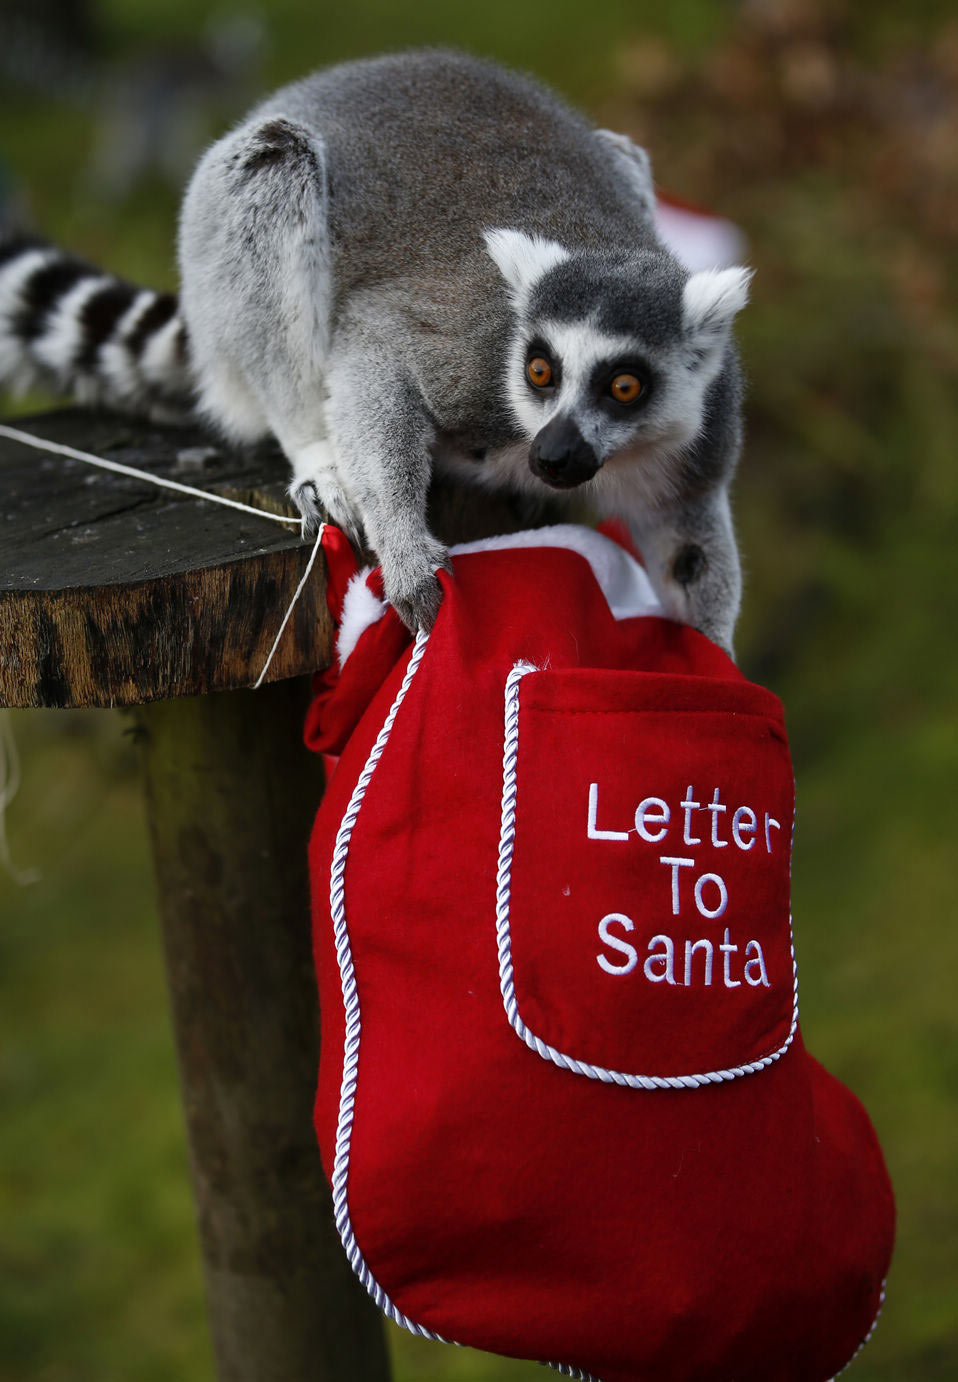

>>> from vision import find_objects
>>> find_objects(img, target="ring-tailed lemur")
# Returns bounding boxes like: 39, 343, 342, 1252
0, 49, 751, 649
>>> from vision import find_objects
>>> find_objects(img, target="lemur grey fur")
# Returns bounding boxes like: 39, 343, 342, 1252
0, 50, 751, 649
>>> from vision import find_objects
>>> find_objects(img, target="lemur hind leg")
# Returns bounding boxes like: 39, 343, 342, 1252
324, 318, 450, 632
627, 488, 742, 656
178, 114, 364, 540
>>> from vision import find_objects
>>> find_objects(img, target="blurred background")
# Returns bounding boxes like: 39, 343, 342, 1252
0, 0, 955, 1378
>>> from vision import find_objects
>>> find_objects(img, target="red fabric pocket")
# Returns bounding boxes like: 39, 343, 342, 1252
500, 665, 797, 1083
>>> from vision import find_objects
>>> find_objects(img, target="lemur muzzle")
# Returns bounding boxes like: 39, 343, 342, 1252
529, 415, 599, 488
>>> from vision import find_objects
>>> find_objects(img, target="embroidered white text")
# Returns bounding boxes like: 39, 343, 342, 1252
596, 916, 770, 987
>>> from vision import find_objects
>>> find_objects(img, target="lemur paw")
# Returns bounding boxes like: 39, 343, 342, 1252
668, 546, 736, 656
384, 539, 451, 633
288, 476, 364, 546
289, 478, 325, 535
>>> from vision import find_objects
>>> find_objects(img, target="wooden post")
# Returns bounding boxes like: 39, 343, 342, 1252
0, 409, 549, 1380
139, 680, 391, 1381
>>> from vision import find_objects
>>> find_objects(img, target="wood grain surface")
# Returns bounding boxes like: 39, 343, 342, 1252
0, 409, 329, 707
0, 409, 545, 709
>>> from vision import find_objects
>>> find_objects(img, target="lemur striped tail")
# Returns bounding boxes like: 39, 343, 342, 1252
0, 235, 195, 421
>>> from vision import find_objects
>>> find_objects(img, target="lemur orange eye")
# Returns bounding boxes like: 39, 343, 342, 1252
527, 357, 553, 389
610, 373, 643, 404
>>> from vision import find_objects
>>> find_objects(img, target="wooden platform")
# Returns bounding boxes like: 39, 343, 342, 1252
0, 408, 542, 708
0, 408, 327, 706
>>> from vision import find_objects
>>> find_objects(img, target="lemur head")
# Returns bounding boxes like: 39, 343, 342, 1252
484, 228, 751, 492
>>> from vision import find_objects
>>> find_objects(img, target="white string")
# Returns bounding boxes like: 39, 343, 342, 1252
0, 421, 327, 688
0, 422, 302, 525
0, 712, 41, 886
253, 524, 325, 689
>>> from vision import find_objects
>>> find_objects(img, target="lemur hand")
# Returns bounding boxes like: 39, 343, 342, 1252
385, 536, 452, 634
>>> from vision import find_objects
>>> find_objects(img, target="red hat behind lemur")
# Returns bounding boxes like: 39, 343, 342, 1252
304, 523, 894, 1382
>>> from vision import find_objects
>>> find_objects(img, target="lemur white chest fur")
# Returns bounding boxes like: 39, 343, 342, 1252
0, 49, 751, 649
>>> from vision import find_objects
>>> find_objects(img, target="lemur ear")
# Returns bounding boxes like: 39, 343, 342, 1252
682, 267, 752, 347
483, 228, 570, 300
595, 129, 656, 223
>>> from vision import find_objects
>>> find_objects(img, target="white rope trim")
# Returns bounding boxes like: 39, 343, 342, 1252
326, 629, 603, 1380
328, 629, 444, 1339
827, 1281, 887, 1380
496, 662, 800, 1089
0, 421, 322, 687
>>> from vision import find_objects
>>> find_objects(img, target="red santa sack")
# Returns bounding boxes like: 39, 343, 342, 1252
304, 523, 894, 1382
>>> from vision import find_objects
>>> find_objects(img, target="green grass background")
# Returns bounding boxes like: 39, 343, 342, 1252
1, 1, 956, 1378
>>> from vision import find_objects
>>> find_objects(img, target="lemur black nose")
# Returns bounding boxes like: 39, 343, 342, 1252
529, 416, 600, 489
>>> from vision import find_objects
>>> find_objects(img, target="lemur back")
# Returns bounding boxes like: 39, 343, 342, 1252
0, 49, 751, 648
260, 53, 656, 286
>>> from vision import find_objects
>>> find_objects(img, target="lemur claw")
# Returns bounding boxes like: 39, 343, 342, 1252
289, 479, 325, 537
386, 543, 452, 633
